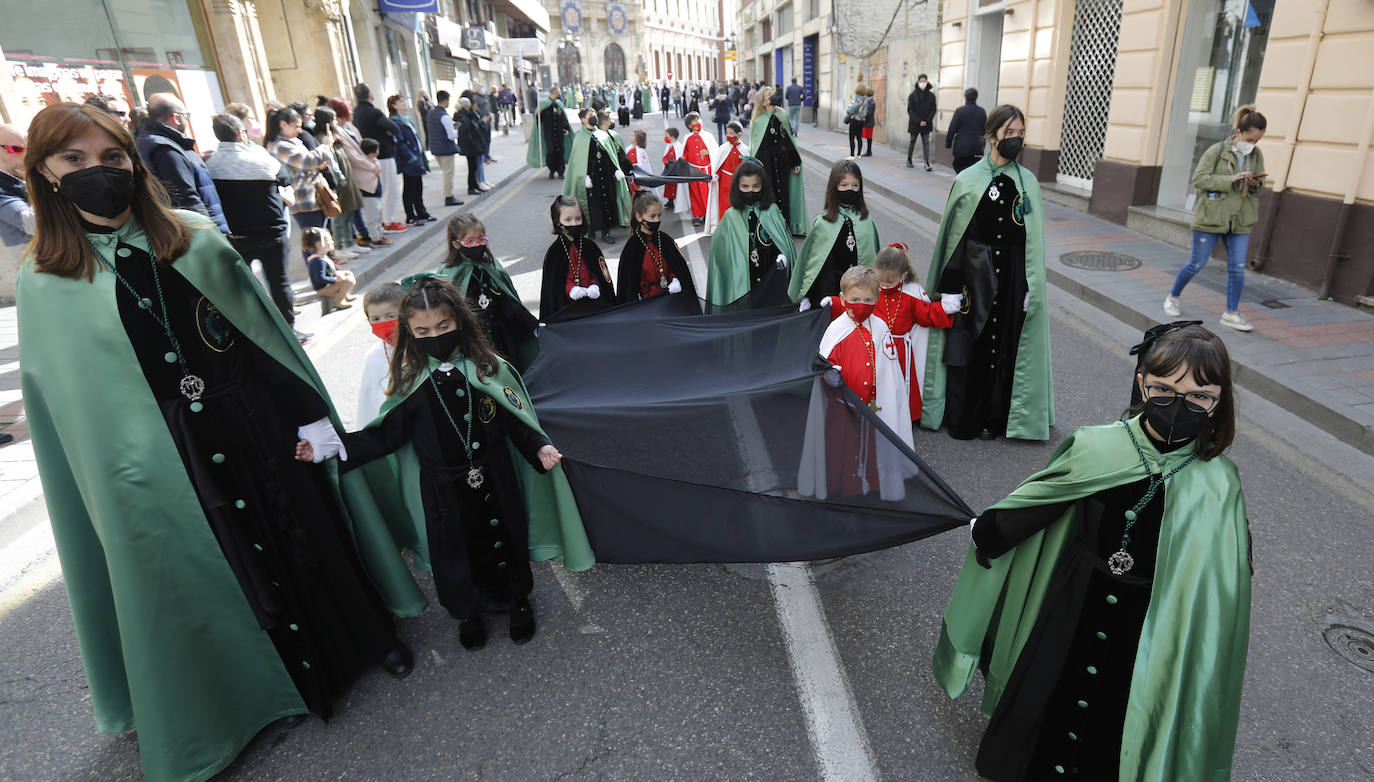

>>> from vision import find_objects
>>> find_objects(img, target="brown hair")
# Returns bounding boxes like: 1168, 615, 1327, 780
362, 281, 404, 312
873, 244, 917, 284
387, 277, 499, 395
985, 104, 1026, 140
442, 212, 488, 268
550, 195, 583, 233
1125, 325, 1236, 460
632, 128, 647, 147
839, 265, 878, 296
632, 189, 662, 222
24, 103, 190, 280
386, 94, 405, 114
822, 159, 868, 222
301, 226, 329, 252
728, 159, 775, 211
1234, 105, 1266, 134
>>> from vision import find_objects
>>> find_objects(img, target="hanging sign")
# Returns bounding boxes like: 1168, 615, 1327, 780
379, 0, 439, 12
560, 0, 582, 34
607, 1, 628, 36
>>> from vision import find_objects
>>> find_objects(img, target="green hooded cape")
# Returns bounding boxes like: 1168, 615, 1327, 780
360, 353, 595, 574
562, 127, 631, 227
750, 107, 809, 235
524, 97, 573, 169
789, 207, 881, 302
705, 203, 797, 306
17, 212, 425, 782
920, 158, 1054, 440
933, 417, 1251, 781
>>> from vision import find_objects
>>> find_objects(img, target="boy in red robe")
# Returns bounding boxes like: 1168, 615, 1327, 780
682, 112, 716, 226
706, 120, 748, 231
661, 127, 682, 209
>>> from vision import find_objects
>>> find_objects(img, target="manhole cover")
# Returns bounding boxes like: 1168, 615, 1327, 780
1323, 624, 1374, 673
1260, 299, 1291, 309
1060, 251, 1142, 272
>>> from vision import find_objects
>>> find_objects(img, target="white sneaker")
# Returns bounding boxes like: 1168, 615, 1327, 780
351, 245, 372, 254
1162, 295, 1181, 317
1219, 311, 1254, 332
332, 249, 359, 261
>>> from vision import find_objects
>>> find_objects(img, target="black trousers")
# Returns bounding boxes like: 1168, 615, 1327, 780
230, 234, 295, 325
402, 174, 428, 221
953, 154, 982, 173
848, 123, 864, 156
465, 154, 482, 192
909, 129, 932, 164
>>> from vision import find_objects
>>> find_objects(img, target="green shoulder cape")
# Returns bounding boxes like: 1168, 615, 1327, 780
17, 211, 425, 782
789, 207, 881, 302
750, 107, 809, 235
921, 159, 1054, 440
362, 353, 594, 573
933, 418, 1251, 781
706, 203, 798, 306
525, 98, 573, 169
563, 127, 631, 227
439, 259, 538, 369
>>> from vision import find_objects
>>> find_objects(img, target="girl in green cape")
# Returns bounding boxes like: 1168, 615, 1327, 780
921, 104, 1053, 441
562, 107, 632, 244
748, 86, 808, 236
705, 158, 797, 308
934, 324, 1251, 782
793, 159, 880, 309
20, 103, 418, 782
440, 213, 538, 371
304, 277, 593, 651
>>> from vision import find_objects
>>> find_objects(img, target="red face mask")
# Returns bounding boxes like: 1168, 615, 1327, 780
880, 281, 902, 291
691, 123, 701, 132
727, 135, 740, 145
663, 135, 673, 144
370, 318, 399, 345
846, 302, 875, 323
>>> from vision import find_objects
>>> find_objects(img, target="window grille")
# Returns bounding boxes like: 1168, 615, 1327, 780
1056, 0, 1124, 187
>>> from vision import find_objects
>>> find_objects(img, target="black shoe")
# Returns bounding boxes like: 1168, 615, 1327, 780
292, 328, 313, 343
458, 617, 487, 651
601, 231, 615, 244
509, 598, 536, 645
977, 429, 997, 441
444, 196, 463, 207
906, 160, 914, 168
925, 164, 933, 172
468, 188, 483, 195
862, 152, 873, 157
0, 433, 13, 446
380, 643, 414, 678
665, 200, 675, 209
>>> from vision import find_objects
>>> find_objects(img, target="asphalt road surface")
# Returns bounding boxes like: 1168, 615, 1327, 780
1, 116, 1371, 781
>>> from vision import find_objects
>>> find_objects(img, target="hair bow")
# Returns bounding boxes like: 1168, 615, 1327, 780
401, 271, 442, 288
1129, 320, 1203, 357
886, 241, 909, 253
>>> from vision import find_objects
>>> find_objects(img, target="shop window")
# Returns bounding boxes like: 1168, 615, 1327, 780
777, 3, 793, 36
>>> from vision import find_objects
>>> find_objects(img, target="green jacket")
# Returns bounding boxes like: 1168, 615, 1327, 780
706, 203, 797, 306
790, 207, 880, 303
1190, 140, 1265, 235
18, 212, 425, 782
922, 158, 1054, 440
933, 417, 1251, 781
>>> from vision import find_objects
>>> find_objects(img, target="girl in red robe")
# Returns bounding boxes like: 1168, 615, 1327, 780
661, 127, 682, 209
873, 243, 962, 422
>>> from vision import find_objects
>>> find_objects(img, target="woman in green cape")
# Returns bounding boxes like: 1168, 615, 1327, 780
792, 159, 880, 308
524, 86, 573, 179
562, 107, 632, 244
934, 324, 1251, 781
18, 103, 420, 782
921, 104, 1053, 441
748, 86, 808, 236
705, 158, 797, 308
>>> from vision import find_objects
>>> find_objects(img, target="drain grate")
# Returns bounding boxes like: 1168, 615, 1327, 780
1060, 251, 1142, 272
1323, 624, 1374, 673
1260, 299, 1291, 309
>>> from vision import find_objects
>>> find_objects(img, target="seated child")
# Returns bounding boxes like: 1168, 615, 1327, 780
304, 227, 356, 315
358, 281, 403, 424
442, 213, 539, 370
539, 195, 615, 321
617, 190, 698, 303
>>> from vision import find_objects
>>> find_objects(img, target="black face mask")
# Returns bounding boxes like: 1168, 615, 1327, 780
560, 223, 585, 240
997, 136, 1024, 162
460, 245, 487, 261
643, 219, 662, 233
740, 192, 761, 207
837, 190, 860, 207
58, 165, 136, 219
415, 329, 462, 361
1140, 394, 1212, 444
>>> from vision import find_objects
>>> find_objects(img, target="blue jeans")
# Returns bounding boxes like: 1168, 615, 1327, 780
1170, 230, 1250, 313
788, 105, 801, 134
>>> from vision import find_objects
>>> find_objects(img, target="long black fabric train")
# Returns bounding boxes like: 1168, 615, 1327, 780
523, 294, 974, 563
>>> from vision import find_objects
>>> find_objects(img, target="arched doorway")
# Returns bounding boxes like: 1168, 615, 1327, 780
604, 42, 626, 83
557, 41, 581, 86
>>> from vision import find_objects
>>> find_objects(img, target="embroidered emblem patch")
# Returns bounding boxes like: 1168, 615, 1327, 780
478, 396, 497, 423
988, 184, 1001, 201
195, 297, 236, 352
598, 257, 611, 281
882, 337, 897, 360
503, 386, 524, 410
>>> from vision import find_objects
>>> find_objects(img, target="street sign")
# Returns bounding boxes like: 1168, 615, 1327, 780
463, 26, 488, 52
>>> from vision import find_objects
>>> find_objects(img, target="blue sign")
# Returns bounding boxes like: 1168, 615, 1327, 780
607, 1, 628, 36
561, 0, 582, 34
379, 0, 438, 12
802, 36, 816, 106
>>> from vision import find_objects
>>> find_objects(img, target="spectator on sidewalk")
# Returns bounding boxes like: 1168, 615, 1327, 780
387, 95, 433, 226
351, 83, 408, 233
456, 97, 489, 196
312, 107, 365, 260
845, 86, 867, 158
0, 124, 34, 268
710, 89, 733, 143
415, 91, 434, 148
135, 93, 229, 232
907, 74, 936, 171
205, 112, 309, 342
427, 90, 464, 207
785, 78, 805, 136
223, 102, 266, 143
499, 84, 517, 127
473, 88, 496, 164
861, 87, 877, 157
84, 94, 131, 130
304, 227, 356, 314
528, 81, 540, 117
357, 138, 388, 243
1164, 106, 1268, 333
265, 106, 336, 260
945, 88, 986, 173
328, 97, 386, 248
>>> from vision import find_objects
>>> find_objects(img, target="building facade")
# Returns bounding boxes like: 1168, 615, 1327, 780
934, 0, 1374, 306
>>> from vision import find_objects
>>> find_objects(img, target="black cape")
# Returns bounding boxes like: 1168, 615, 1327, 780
539, 235, 616, 322
616, 229, 700, 304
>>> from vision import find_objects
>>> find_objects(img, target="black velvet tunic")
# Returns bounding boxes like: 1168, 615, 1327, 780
541, 103, 571, 174
754, 114, 802, 230
944, 172, 1028, 439
539, 236, 616, 321
341, 364, 551, 620
744, 208, 791, 307
616, 229, 699, 304
586, 133, 631, 231
971, 431, 1189, 781
109, 236, 396, 718
462, 259, 539, 372
803, 215, 858, 307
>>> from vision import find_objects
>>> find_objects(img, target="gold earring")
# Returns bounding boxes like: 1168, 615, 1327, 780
51, 181, 59, 192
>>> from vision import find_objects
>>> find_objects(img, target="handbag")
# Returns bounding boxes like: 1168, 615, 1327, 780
314, 175, 342, 218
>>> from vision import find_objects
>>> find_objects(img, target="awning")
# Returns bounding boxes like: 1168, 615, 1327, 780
491, 0, 550, 33
497, 36, 546, 60
476, 56, 500, 72
435, 17, 471, 59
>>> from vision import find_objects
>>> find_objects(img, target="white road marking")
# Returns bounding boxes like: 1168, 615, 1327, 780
769, 562, 881, 782
0, 520, 60, 621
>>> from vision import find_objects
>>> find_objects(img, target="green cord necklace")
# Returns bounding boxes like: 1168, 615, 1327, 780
428, 361, 484, 489
88, 238, 206, 406
1110, 421, 1198, 575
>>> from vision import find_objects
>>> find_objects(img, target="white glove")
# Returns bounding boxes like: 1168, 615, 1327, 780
941, 293, 964, 314
823, 367, 844, 388
585, 175, 594, 188
298, 417, 347, 463
667, 277, 683, 294
798, 298, 812, 312
820, 296, 832, 308
614, 169, 626, 181
776, 253, 788, 270
969, 517, 979, 536
586, 283, 601, 300
1023, 292, 1030, 312
569, 285, 588, 300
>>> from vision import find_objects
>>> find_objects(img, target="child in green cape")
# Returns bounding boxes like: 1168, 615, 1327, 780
793, 159, 880, 309
704, 158, 796, 308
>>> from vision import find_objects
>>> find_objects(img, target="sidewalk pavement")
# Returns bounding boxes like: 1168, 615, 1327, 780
0, 126, 533, 517
796, 128, 1374, 457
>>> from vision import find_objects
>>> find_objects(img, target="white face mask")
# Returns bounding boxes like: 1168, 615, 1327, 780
1235, 139, 1255, 156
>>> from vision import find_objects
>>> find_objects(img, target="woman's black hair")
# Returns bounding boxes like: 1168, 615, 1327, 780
550, 194, 583, 232
822, 159, 868, 222
263, 107, 301, 146
985, 104, 1026, 141
388, 277, 499, 395
1123, 324, 1236, 460
312, 106, 336, 131
728, 159, 775, 211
